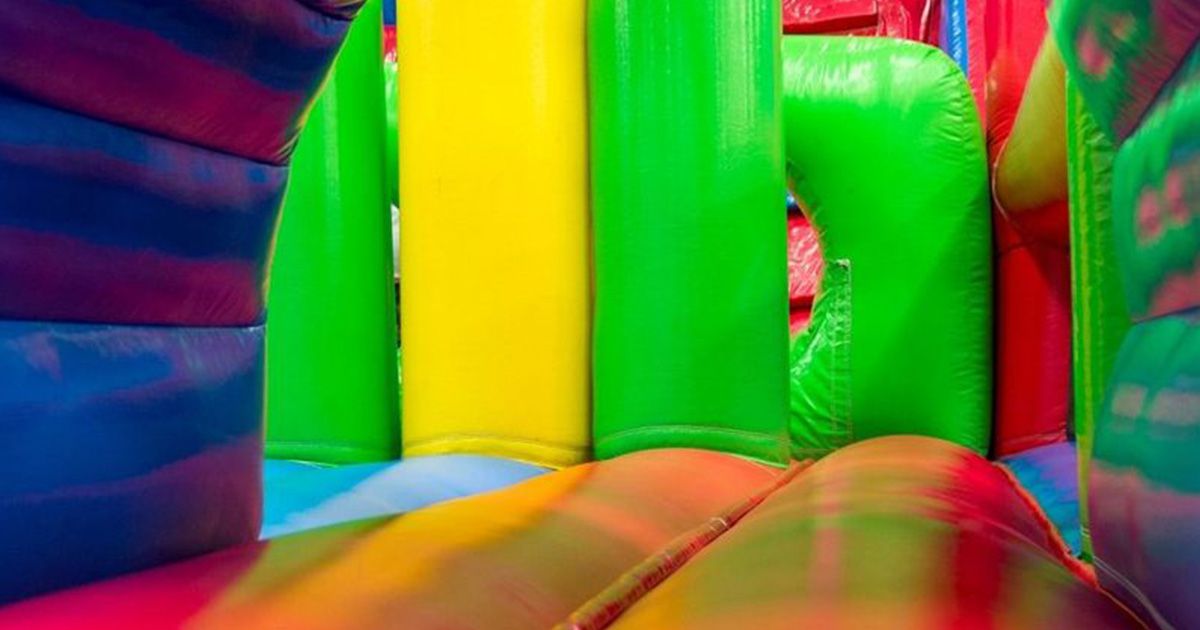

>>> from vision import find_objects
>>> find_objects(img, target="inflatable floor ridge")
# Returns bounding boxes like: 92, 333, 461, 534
559, 461, 810, 630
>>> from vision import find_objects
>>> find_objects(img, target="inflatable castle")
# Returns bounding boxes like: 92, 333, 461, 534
0, 0, 1196, 627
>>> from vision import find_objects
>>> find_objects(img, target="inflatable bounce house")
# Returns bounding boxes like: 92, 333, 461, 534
0, 0, 1196, 627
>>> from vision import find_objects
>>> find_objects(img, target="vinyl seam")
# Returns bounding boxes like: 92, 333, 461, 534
993, 461, 1097, 586
555, 460, 811, 630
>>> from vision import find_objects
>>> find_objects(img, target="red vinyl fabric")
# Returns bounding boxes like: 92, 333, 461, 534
987, 0, 1073, 456
783, 0, 940, 43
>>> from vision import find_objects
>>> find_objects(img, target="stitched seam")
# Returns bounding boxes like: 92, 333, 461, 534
556, 461, 810, 630
597, 425, 787, 442
403, 434, 588, 451
993, 462, 1096, 585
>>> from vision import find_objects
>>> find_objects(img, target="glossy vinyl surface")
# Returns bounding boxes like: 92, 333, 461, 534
993, 34, 1069, 244
0, 321, 265, 604
1111, 66, 1200, 321
993, 241, 1072, 455
940, 0, 987, 127
787, 213, 822, 311
0, 94, 285, 326
982, 0, 1072, 457
589, 0, 789, 464
605, 437, 1136, 629
783, 0, 940, 42
261, 455, 546, 539
0, 450, 779, 629
1000, 441, 1083, 556
783, 37, 992, 457
265, 0, 401, 465
1053, 0, 1200, 142
0, 0, 360, 164
398, 0, 591, 468
1067, 81, 1129, 557
1090, 311, 1200, 629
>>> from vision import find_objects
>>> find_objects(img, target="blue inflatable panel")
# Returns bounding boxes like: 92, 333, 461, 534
0, 94, 286, 327
0, 320, 265, 604
1000, 441, 1082, 556
261, 455, 547, 538
0, 0, 360, 163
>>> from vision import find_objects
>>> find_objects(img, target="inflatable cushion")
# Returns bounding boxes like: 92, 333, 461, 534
0, 450, 782, 629
0, 0, 360, 164
0, 96, 285, 326
600, 437, 1135, 629
0, 322, 264, 603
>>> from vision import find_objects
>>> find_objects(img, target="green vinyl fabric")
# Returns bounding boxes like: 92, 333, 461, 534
1066, 81, 1129, 560
265, 0, 401, 464
783, 37, 993, 458
589, 0, 789, 465
1110, 55, 1200, 322
1052, 0, 1200, 142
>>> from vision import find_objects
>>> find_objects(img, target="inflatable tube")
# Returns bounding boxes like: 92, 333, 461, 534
602, 437, 1135, 629
783, 37, 992, 457
589, 0, 788, 464
398, 0, 590, 468
265, 0, 400, 465
1067, 82, 1128, 559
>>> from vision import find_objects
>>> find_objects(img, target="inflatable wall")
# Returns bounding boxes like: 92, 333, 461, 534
0, 0, 357, 601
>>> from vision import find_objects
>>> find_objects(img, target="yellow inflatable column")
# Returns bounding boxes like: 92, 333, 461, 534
398, 0, 590, 467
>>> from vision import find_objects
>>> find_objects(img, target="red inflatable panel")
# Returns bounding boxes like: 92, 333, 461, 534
787, 214, 822, 309
602, 437, 1138, 629
783, 0, 940, 43
986, 0, 1073, 456
993, 242, 1073, 455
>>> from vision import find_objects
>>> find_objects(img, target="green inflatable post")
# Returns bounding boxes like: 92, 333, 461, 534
589, 0, 789, 464
1066, 82, 1129, 560
265, 0, 401, 464
783, 37, 993, 458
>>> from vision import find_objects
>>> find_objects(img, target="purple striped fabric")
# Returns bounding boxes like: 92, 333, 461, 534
0, 0, 362, 164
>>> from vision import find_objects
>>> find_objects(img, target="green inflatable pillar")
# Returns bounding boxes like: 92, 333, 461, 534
1066, 82, 1129, 560
265, 0, 401, 464
589, 0, 789, 464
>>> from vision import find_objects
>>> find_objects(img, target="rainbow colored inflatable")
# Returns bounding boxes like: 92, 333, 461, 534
0, 0, 1196, 627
